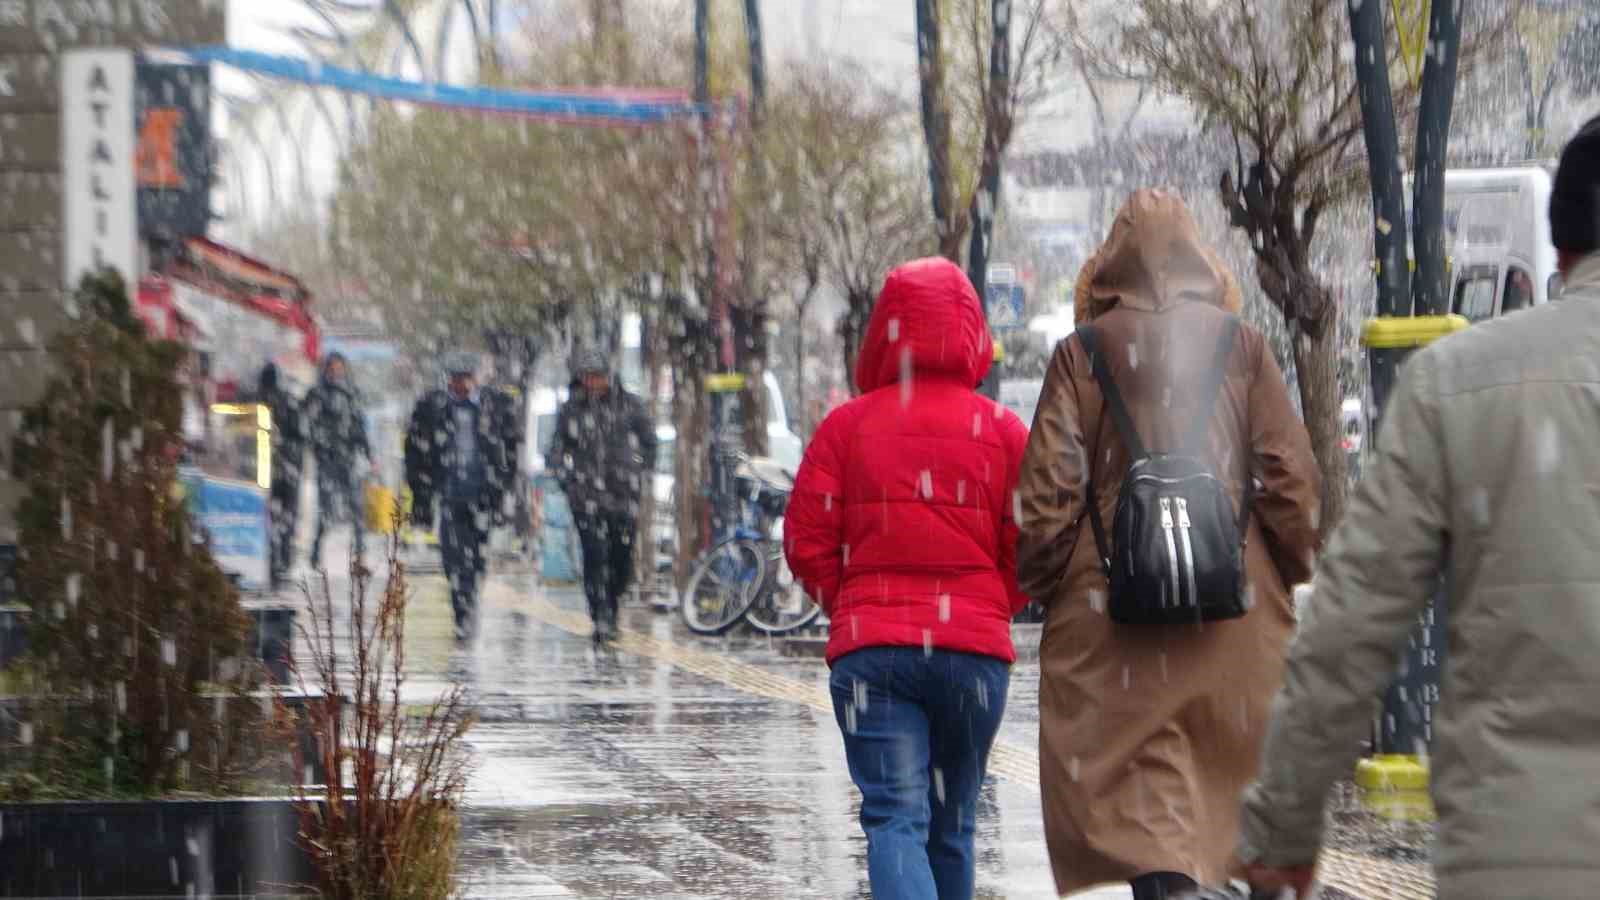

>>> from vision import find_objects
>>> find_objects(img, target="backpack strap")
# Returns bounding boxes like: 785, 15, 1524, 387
1077, 325, 1147, 460
1075, 325, 1126, 581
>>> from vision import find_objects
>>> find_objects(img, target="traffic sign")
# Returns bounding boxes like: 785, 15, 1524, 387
987, 283, 1026, 330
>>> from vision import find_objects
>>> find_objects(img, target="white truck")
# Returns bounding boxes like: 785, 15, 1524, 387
1439, 167, 1561, 320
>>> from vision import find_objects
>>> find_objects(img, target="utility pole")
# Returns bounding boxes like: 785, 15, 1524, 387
1349, 0, 1410, 321
971, 0, 1011, 403
1347, 0, 1466, 777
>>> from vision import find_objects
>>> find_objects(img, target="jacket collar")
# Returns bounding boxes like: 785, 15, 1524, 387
1562, 253, 1600, 298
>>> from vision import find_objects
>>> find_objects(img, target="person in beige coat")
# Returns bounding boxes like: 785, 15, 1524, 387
1015, 189, 1321, 899
1235, 118, 1600, 900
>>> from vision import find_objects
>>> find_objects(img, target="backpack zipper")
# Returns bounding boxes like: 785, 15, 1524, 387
1175, 497, 1198, 609
1159, 497, 1180, 608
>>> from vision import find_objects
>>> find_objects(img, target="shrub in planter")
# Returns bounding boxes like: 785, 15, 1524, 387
1, 270, 277, 799
293, 527, 474, 900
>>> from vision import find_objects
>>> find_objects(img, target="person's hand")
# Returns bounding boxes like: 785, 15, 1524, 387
1229, 856, 1316, 897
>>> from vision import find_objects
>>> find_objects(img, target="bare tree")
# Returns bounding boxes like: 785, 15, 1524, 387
1109, 0, 1435, 531
767, 64, 935, 396
1106, 0, 1515, 533
916, 0, 1061, 266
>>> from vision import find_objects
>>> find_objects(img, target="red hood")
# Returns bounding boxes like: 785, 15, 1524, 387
855, 257, 992, 393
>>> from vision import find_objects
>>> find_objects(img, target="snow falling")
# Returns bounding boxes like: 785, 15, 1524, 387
8, 1, 1594, 895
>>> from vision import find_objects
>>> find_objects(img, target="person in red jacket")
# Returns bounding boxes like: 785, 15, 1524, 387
785, 256, 1030, 900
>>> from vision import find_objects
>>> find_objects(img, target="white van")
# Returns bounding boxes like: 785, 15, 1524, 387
1440, 167, 1560, 321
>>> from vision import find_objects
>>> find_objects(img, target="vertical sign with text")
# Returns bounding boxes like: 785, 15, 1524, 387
61, 48, 137, 292
135, 61, 211, 242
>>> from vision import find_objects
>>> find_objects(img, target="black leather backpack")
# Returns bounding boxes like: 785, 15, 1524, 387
1077, 318, 1251, 626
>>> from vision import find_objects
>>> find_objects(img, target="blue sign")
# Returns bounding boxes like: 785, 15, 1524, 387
987, 283, 1026, 330
181, 469, 270, 590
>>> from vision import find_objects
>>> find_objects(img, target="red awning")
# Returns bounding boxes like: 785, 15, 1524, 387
164, 237, 321, 363
135, 276, 199, 343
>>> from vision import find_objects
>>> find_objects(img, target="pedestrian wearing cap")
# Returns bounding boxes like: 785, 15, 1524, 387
304, 352, 373, 568
1233, 116, 1600, 899
404, 352, 521, 639
547, 348, 657, 645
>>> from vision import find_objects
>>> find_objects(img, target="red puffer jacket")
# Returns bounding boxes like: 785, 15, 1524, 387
785, 257, 1031, 665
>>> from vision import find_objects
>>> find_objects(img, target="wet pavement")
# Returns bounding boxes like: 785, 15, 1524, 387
292, 534, 1433, 899
435, 576, 1053, 899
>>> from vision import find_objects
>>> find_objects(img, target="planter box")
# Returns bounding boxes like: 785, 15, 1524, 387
2, 601, 290, 683
0, 690, 336, 789
0, 797, 317, 898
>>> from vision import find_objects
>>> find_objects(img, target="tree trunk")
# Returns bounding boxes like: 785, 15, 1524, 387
736, 307, 770, 456
633, 303, 660, 592
1291, 313, 1348, 539
672, 318, 716, 586
737, 0, 770, 458
1518, 41, 1539, 159
793, 284, 817, 441
915, 0, 960, 261
694, 0, 710, 106
1410, 0, 1462, 317
838, 292, 874, 396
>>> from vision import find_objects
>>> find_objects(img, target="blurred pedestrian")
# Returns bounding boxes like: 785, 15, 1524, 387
1014, 189, 1320, 900
1232, 116, 1600, 900
785, 257, 1031, 900
404, 351, 521, 640
303, 351, 372, 569
548, 348, 656, 645
257, 363, 305, 589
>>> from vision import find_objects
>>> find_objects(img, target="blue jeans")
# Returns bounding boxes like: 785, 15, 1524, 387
830, 646, 1010, 900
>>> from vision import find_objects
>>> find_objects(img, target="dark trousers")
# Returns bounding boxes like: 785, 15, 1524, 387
268, 479, 300, 584
829, 646, 1010, 900
310, 469, 364, 567
574, 511, 636, 630
440, 500, 488, 630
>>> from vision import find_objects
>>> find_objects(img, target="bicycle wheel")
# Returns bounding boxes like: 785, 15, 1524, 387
680, 538, 766, 635
743, 542, 823, 634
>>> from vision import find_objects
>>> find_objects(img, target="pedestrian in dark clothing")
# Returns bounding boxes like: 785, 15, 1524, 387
302, 352, 372, 568
404, 351, 521, 640
258, 363, 306, 588
548, 349, 656, 645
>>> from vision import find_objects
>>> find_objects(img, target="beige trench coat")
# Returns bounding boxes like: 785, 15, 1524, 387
1016, 190, 1321, 893
1240, 253, 1600, 898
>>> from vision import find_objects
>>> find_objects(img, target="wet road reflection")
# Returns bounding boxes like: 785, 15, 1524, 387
383, 569, 1057, 899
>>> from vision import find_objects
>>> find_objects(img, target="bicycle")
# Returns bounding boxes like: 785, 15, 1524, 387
741, 512, 823, 635
680, 456, 822, 636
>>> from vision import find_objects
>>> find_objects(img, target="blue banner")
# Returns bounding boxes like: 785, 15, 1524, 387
171, 46, 707, 124
181, 469, 270, 591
